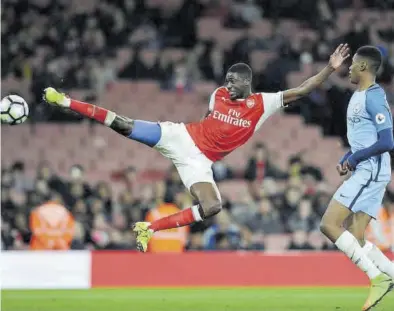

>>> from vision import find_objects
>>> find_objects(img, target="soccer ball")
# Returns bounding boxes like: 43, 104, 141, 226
1, 95, 29, 125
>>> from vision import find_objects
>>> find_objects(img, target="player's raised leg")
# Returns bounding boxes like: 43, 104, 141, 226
346, 212, 394, 280
320, 200, 393, 311
133, 181, 221, 252
43, 87, 161, 146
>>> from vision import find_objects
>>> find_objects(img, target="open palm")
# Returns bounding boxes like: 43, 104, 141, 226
329, 43, 350, 70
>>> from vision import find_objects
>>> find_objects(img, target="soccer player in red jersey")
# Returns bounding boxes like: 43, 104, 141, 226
44, 44, 349, 252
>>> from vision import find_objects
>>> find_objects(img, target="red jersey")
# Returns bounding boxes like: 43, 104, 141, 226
186, 87, 283, 162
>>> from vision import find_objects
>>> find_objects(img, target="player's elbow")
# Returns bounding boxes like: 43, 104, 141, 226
319, 221, 329, 237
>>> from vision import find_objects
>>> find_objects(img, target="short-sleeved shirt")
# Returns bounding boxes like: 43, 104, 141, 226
186, 87, 283, 161
346, 84, 392, 181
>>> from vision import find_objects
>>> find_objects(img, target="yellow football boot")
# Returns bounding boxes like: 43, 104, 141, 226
362, 273, 394, 311
132, 222, 154, 252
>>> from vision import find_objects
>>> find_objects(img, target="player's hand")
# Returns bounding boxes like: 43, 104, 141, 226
343, 159, 355, 172
336, 163, 348, 176
328, 43, 350, 70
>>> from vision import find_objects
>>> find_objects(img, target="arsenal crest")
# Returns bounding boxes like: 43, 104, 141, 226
246, 99, 255, 108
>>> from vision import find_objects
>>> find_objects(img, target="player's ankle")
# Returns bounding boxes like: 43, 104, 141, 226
147, 224, 155, 232
60, 97, 71, 108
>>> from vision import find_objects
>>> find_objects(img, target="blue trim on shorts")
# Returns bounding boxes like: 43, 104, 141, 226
374, 155, 382, 182
128, 120, 162, 147
349, 175, 373, 210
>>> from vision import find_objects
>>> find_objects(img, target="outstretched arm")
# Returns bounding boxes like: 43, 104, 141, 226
282, 43, 350, 105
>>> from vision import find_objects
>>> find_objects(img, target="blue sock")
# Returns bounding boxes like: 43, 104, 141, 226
128, 120, 162, 147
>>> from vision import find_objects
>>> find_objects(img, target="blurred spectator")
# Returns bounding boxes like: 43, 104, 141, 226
1, 217, 15, 250
203, 210, 242, 250
68, 165, 92, 197
366, 198, 394, 251
95, 181, 113, 214
212, 161, 234, 182
65, 181, 86, 207
244, 143, 287, 199
29, 195, 75, 250
187, 232, 204, 250
282, 186, 304, 219
164, 166, 184, 203
239, 198, 284, 250
287, 197, 320, 233
105, 230, 131, 250
72, 200, 90, 225
36, 161, 66, 195
71, 221, 87, 250
252, 198, 284, 234
90, 58, 116, 95
145, 202, 189, 252
288, 230, 314, 250
343, 20, 370, 54
11, 161, 34, 192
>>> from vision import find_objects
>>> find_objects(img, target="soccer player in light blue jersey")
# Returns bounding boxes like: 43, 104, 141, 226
320, 46, 394, 311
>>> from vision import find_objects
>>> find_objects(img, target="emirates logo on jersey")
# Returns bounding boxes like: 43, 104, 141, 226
246, 99, 255, 108
212, 109, 251, 128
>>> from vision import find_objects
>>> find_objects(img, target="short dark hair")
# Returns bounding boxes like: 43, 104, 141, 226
228, 63, 252, 81
70, 164, 84, 172
12, 161, 25, 172
355, 46, 382, 73
254, 142, 266, 150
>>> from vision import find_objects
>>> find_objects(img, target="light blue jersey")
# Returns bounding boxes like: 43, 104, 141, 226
346, 84, 392, 181
334, 84, 393, 218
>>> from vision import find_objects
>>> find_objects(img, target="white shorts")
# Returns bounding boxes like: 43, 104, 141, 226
154, 122, 218, 194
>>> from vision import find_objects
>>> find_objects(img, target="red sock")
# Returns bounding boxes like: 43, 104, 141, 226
69, 99, 115, 125
149, 207, 201, 232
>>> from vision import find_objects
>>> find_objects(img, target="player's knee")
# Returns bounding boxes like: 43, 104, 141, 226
319, 221, 329, 236
319, 219, 337, 237
201, 198, 222, 218
320, 208, 345, 238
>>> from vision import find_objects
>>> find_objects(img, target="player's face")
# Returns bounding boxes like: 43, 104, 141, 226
349, 54, 363, 84
225, 72, 248, 100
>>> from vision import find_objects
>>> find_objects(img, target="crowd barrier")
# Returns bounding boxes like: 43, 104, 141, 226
2, 251, 393, 289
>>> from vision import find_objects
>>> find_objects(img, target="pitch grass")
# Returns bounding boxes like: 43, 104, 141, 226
2, 287, 394, 311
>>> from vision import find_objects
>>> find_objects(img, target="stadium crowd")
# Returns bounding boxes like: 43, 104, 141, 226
2, 144, 394, 251
1, 0, 394, 251
2, 0, 394, 136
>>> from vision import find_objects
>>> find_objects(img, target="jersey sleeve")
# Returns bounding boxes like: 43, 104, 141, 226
260, 92, 284, 116
208, 91, 216, 111
208, 87, 226, 111
366, 88, 393, 132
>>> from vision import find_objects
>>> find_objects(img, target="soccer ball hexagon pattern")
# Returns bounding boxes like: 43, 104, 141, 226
1, 95, 29, 125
